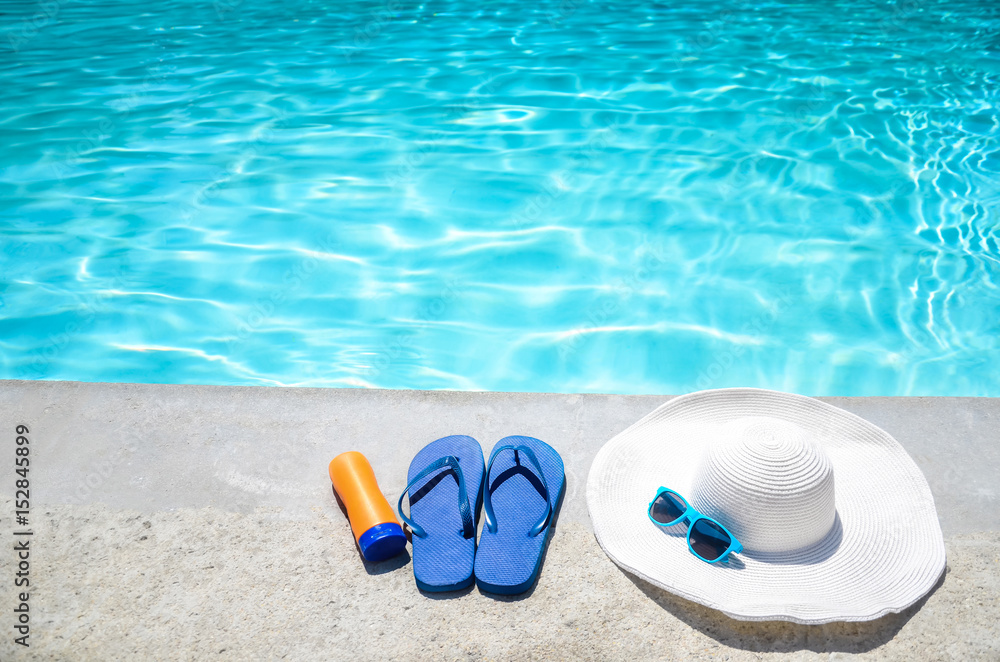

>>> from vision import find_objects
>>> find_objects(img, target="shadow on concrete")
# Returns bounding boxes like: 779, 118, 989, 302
362, 548, 411, 576
419, 583, 475, 600
624, 566, 947, 654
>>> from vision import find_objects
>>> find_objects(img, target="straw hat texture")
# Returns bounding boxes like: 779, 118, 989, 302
587, 388, 946, 624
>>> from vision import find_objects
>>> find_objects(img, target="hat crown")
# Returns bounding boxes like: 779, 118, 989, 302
691, 417, 836, 554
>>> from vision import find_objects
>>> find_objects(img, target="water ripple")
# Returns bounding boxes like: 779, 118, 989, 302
1, 0, 999, 395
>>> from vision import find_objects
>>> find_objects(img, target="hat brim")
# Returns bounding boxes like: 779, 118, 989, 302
586, 388, 946, 624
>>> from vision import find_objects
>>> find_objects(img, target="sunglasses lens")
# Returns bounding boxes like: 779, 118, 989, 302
650, 491, 686, 524
690, 519, 732, 561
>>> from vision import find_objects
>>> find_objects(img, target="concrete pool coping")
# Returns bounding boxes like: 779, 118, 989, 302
0, 379, 997, 660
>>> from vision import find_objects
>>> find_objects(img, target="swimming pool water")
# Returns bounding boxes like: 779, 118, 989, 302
2, 0, 999, 395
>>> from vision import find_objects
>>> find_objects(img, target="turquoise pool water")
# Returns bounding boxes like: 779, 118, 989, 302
2, 0, 999, 395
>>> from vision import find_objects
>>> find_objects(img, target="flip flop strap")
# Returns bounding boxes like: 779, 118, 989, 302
397, 456, 475, 540
483, 444, 551, 537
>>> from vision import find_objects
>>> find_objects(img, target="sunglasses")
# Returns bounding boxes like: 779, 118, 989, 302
647, 487, 743, 563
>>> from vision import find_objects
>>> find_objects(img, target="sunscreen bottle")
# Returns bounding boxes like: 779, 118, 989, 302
328, 451, 407, 562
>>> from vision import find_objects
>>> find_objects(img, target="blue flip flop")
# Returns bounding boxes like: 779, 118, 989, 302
397, 435, 485, 592
474, 435, 566, 595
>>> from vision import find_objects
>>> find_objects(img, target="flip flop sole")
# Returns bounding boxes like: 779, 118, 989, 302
407, 435, 485, 592
475, 436, 566, 595
416, 572, 476, 593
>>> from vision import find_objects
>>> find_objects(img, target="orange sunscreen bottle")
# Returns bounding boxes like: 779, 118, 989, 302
328, 451, 407, 562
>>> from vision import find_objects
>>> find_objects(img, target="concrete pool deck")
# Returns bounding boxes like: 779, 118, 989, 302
0, 379, 997, 660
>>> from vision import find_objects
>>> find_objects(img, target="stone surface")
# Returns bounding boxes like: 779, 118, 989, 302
0, 380, 998, 660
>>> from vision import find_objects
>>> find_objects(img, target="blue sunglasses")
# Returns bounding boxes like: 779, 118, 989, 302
647, 487, 743, 563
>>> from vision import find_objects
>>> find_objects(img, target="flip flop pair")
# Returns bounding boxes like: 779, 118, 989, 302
397, 435, 565, 594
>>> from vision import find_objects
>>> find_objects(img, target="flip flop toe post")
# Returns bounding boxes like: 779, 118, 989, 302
398, 435, 485, 592
475, 435, 566, 595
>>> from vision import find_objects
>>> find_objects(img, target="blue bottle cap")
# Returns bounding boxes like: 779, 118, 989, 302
358, 522, 407, 562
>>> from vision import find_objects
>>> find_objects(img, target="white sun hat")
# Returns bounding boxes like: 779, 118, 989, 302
587, 388, 946, 624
